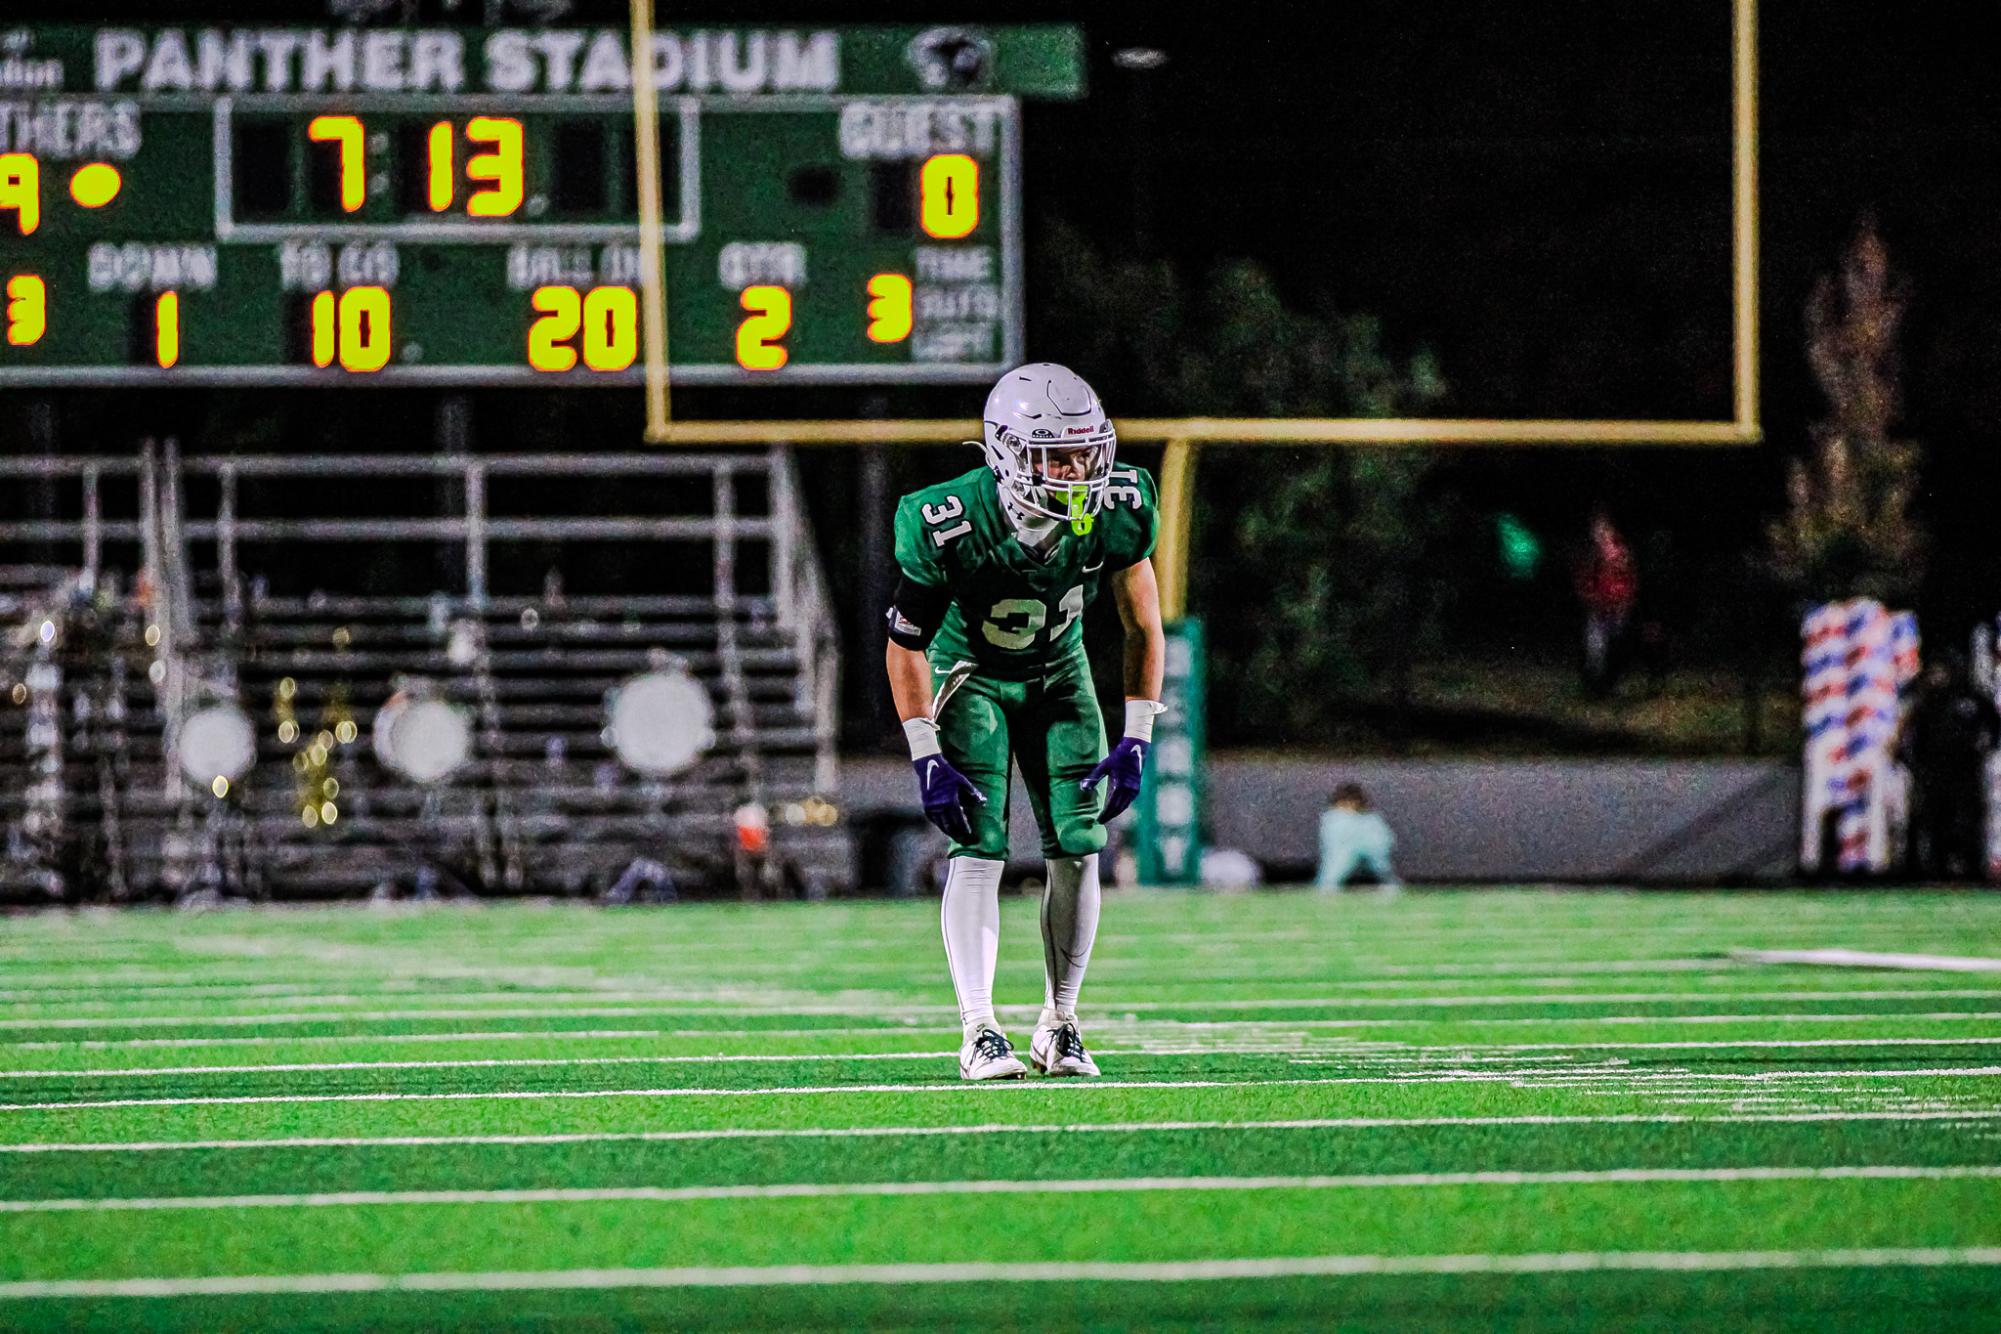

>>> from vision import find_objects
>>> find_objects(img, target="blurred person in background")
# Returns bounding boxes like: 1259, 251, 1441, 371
1574, 510, 1638, 699
1317, 783, 1401, 892
1904, 650, 2000, 880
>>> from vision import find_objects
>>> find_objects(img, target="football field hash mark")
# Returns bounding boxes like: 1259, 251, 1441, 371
1733, 949, 2001, 973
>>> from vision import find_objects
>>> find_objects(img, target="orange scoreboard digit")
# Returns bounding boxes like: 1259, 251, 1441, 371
0, 23, 1084, 386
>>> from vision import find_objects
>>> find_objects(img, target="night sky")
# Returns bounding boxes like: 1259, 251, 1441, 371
6, 1, 2000, 639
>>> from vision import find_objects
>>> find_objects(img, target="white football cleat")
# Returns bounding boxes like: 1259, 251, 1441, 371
959, 1026, 1028, 1081
1030, 1016, 1101, 1077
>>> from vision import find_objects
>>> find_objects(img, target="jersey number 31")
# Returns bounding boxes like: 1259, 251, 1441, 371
983, 586, 1083, 650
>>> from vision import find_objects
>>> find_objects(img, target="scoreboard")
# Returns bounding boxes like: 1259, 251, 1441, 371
0, 23, 1082, 386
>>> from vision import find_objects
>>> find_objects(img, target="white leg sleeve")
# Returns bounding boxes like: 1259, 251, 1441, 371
1040, 854, 1101, 1021
941, 856, 1005, 1032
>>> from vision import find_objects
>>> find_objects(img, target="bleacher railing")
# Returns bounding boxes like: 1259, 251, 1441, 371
0, 446, 846, 903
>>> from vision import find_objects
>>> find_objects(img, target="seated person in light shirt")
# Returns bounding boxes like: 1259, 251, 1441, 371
1316, 783, 1400, 891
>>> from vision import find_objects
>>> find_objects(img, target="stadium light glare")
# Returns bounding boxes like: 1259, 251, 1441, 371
1111, 47, 1168, 70
373, 691, 473, 784
606, 666, 715, 777
176, 704, 256, 793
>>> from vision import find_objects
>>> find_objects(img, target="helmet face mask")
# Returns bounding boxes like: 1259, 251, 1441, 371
991, 430, 1113, 523
980, 364, 1117, 534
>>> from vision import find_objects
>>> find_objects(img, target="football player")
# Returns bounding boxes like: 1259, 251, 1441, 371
884, 364, 1165, 1080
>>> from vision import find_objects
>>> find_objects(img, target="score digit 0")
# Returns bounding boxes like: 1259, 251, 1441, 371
920, 154, 979, 240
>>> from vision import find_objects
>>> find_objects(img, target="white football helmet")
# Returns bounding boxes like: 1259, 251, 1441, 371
979, 363, 1116, 534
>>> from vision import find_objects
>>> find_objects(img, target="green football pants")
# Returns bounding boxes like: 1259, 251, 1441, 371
933, 651, 1109, 861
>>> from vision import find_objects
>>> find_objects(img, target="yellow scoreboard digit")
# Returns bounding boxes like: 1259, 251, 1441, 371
528, 285, 637, 373
0, 154, 40, 235
5, 274, 46, 346
735, 286, 793, 372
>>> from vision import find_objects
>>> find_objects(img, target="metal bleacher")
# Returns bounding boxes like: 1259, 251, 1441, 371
0, 444, 847, 903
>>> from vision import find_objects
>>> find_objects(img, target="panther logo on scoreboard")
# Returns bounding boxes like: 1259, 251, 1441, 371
905, 27, 993, 92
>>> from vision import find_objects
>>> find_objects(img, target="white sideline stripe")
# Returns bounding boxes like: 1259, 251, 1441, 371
8, 1108, 2001, 1154
9, 1012, 1996, 1051
8, 1165, 2000, 1214
1735, 949, 2001, 973
7, 988, 2000, 1030
5, 1248, 2001, 1299
7, 1068, 2001, 1114
13, 1035, 2001, 1081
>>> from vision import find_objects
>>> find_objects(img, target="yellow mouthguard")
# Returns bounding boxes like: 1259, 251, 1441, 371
1067, 488, 1093, 536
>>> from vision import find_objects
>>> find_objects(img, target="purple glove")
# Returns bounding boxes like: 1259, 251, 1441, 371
1080, 737, 1150, 823
913, 754, 986, 842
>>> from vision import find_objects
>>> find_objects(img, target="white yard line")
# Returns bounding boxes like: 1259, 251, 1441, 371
8, 1012, 1994, 1052
0, 1078, 1344, 1113
1069, 990, 2001, 1011
1463, 1011, 2000, 1028
0, 956, 1734, 998
6, 1067, 2000, 1115
6, 989, 2000, 1031
8, 1107, 2001, 1154
1735, 949, 2001, 973
6, 989, 872, 1016
1, 1028, 928, 1052
17, 990, 892, 1013
10, 1036, 2001, 1081
5, 1247, 2001, 1299
8, 1165, 2001, 1214
0, 961, 1743, 1001
0, 1053, 959, 1079
1453, 1037, 2001, 1052
4, 1030, 682, 1052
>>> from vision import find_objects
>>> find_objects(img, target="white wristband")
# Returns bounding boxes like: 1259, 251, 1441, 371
903, 717, 943, 760
1123, 699, 1167, 742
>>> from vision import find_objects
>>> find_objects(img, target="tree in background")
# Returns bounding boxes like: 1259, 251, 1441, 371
1768, 217, 1927, 605
1038, 223, 1450, 741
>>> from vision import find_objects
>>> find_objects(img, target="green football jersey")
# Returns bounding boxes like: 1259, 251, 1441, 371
893, 463, 1159, 677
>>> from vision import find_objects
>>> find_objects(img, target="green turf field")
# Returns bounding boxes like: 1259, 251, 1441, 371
1, 889, 1999, 1331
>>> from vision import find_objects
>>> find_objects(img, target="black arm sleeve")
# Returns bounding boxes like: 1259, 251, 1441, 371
885, 575, 951, 651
